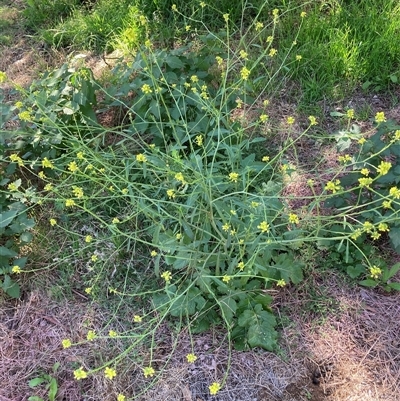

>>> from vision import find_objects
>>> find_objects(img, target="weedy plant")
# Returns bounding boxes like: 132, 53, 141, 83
1, 1, 400, 398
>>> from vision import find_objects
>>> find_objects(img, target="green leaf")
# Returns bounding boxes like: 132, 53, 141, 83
48, 378, 58, 401
346, 264, 365, 279
0, 246, 18, 257
385, 263, 400, 280
389, 227, 400, 253
238, 305, 277, 351
0, 210, 18, 228
220, 297, 237, 323
359, 279, 377, 288
165, 56, 185, 69
387, 282, 400, 291
29, 377, 46, 388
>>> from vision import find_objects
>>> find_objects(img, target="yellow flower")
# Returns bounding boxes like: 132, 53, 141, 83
237, 262, 245, 271
112, 218, 120, 224
50, 219, 57, 226
18, 111, 32, 122
338, 154, 352, 163
215, 56, 223, 66
266, 35, 274, 43
325, 180, 341, 193
295, 55, 302, 61
38, 171, 46, 179
287, 116, 295, 125
42, 157, 54, 169
269, 48, 277, 57
122, 188, 129, 195
150, 250, 158, 257
133, 315, 142, 323
85, 287, 92, 294
200, 2, 206, 8
300, 11, 307, 18
167, 189, 176, 199
358, 137, 367, 145
161, 271, 172, 283
7, 182, 19, 191
85, 235, 92, 243
209, 382, 221, 396
389, 187, 400, 199
65, 199, 76, 207
378, 222, 389, 232
358, 177, 373, 187
228, 172, 239, 182
186, 353, 197, 363
195, 135, 203, 146
276, 279, 286, 287
239, 50, 248, 60
257, 221, 270, 233
68, 161, 78, 172
222, 223, 230, 232
369, 265, 382, 279
117, 395, 126, 401
190, 75, 199, 83
223, 13, 229, 23
361, 168, 369, 176
376, 161, 392, 176
136, 153, 147, 162
240, 67, 250, 81
375, 111, 386, 123
10, 154, 24, 166
272, 8, 279, 17
308, 115, 317, 126
222, 275, 231, 283
346, 109, 355, 119
62, 339, 72, 349
104, 367, 117, 380
87, 330, 97, 341
393, 130, 400, 141
44, 183, 53, 191
255, 21, 264, 31
91, 254, 98, 262
185, 25, 191, 31
12, 265, 22, 274
351, 228, 362, 240
362, 221, 374, 233
143, 366, 155, 378
141, 84, 152, 95
370, 231, 381, 240
73, 367, 88, 380
171, 4, 177, 11
288, 213, 299, 224
72, 186, 84, 198
259, 114, 269, 123
382, 200, 392, 209
175, 172, 185, 183
77, 151, 85, 160
251, 201, 260, 208
109, 330, 118, 338
176, 233, 182, 240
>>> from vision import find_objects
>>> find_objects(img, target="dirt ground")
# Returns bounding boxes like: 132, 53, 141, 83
1, 269, 400, 401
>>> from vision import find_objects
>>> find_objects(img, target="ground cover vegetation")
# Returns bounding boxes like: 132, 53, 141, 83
1, 0, 400, 399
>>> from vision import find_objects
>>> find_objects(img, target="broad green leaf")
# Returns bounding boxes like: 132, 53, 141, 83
346, 264, 365, 279
387, 282, 400, 291
28, 377, 46, 388
219, 297, 237, 323
389, 228, 400, 253
0, 210, 17, 228
165, 56, 184, 69
359, 279, 377, 288
0, 247, 17, 257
